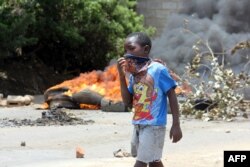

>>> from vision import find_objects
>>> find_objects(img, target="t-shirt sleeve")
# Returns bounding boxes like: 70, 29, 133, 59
127, 75, 134, 94
159, 68, 177, 94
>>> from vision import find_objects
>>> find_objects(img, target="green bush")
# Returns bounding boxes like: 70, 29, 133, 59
0, 0, 37, 58
0, 0, 155, 73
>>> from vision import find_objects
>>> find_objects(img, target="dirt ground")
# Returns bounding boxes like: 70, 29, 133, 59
0, 96, 249, 167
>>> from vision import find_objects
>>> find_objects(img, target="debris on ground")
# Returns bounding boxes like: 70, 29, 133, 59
113, 149, 131, 158
180, 41, 250, 121
0, 95, 34, 107
21, 141, 26, 147
0, 108, 94, 127
76, 146, 85, 158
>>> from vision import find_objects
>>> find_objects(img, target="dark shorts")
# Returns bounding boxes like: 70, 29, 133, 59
131, 125, 166, 163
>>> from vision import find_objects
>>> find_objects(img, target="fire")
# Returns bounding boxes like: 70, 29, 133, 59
48, 64, 121, 100
45, 64, 191, 109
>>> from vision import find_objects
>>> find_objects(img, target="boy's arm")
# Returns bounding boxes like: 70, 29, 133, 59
117, 57, 133, 108
167, 88, 182, 143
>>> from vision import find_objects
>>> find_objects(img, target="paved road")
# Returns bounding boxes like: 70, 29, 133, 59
0, 103, 249, 167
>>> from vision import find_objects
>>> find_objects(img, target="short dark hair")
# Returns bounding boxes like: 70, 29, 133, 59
127, 32, 152, 49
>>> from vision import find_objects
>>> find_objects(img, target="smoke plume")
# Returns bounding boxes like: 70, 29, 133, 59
151, 0, 250, 74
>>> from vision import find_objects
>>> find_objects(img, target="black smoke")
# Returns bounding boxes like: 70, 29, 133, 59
151, 0, 250, 74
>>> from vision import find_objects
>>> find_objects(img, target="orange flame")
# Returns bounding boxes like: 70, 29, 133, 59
49, 64, 121, 100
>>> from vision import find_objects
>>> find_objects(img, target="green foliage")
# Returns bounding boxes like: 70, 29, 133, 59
0, 0, 37, 57
0, 0, 155, 73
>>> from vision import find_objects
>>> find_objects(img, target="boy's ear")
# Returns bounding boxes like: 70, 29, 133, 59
144, 45, 151, 54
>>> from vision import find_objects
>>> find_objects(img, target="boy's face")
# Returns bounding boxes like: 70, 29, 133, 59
124, 36, 149, 58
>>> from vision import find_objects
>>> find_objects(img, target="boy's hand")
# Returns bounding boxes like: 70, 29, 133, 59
169, 124, 182, 143
117, 57, 126, 77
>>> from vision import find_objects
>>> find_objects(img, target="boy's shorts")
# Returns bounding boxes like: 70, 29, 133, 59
131, 125, 166, 163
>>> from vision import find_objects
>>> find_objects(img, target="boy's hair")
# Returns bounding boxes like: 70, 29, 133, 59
127, 32, 152, 49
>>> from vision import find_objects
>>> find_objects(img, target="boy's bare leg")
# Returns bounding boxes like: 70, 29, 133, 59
134, 160, 147, 167
149, 160, 164, 167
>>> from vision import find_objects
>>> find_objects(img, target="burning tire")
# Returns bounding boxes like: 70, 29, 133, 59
44, 87, 69, 102
101, 98, 128, 112
72, 89, 103, 106
47, 94, 79, 109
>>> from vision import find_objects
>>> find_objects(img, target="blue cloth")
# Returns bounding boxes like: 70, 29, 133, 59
128, 61, 177, 126
124, 53, 150, 64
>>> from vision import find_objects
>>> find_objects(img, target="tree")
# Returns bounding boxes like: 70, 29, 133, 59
0, 0, 155, 73
0, 0, 37, 58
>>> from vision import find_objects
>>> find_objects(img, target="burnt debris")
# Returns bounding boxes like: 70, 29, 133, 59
0, 108, 94, 127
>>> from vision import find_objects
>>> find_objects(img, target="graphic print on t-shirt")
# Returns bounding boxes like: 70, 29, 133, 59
133, 73, 157, 120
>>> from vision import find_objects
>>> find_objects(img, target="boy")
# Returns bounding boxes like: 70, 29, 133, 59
117, 32, 182, 167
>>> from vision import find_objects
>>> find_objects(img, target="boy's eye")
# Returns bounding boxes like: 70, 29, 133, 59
127, 45, 135, 50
